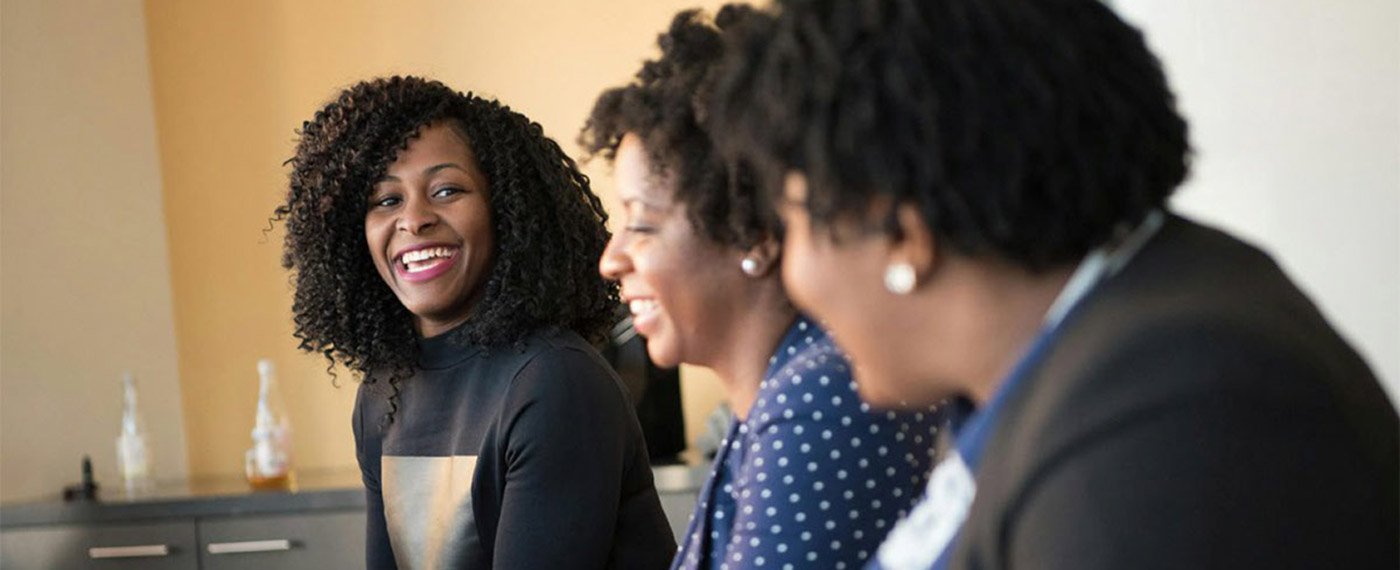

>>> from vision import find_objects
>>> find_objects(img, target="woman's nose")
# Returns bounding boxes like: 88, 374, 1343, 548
396, 197, 439, 234
598, 234, 632, 280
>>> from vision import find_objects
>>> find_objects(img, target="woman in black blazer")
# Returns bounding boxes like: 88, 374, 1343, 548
703, 0, 1399, 568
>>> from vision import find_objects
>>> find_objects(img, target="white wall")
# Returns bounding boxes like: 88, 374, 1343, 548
1, 0, 189, 501
1113, 0, 1400, 404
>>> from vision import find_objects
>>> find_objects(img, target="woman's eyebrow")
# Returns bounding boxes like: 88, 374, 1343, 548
377, 163, 469, 183
619, 194, 670, 212
424, 162, 469, 176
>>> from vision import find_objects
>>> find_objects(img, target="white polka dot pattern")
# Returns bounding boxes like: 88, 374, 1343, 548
670, 316, 943, 570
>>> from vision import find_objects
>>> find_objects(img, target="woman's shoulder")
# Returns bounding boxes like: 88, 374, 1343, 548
355, 375, 396, 409
504, 327, 627, 405
760, 319, 856, 402
521, 325, 603, 354
450, 326, 601, 376
511, 327, 613, 375
352, 377, 397, 448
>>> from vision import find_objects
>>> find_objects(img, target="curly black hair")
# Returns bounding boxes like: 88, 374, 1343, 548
580, 5, 778, 249
708, 0, 1191, 271
276, 76, 618, 424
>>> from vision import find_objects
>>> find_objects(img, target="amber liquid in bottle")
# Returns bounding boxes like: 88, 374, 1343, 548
247, 471, 294, 492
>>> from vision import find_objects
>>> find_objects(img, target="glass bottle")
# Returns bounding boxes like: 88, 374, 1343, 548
245, 359, 295, 490
115, 372, 153, 496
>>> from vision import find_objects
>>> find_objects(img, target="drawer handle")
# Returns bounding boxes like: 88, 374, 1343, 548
207, 539, 294, 554
88, 544, 170, 559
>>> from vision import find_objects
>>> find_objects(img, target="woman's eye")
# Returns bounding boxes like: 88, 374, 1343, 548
433, 186, 464, 198
371, 196, 401, 208
625, 224, 656, 234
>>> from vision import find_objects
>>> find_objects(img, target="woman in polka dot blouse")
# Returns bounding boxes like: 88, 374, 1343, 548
583, 6, 944, 570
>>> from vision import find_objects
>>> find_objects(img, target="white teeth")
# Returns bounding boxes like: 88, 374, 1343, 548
400, 247, 455, 264
629, 299, 659, 315
405, 260, 438, 273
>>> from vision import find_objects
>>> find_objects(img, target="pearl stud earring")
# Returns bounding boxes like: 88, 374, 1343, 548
740, 257, 761, 276
884, 262, 916, 294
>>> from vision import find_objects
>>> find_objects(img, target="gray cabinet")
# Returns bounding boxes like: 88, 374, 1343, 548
1, 465, 701, 568
0, 511, 365, 570
1, 471, 369, 569
0, 520, 199, 570
197, 511, 363, 570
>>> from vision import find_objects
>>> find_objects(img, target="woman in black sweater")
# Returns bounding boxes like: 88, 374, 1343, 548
276, 76, 675, 570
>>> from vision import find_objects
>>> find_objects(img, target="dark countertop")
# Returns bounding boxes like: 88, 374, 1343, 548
1, 463, 710, 529
0, 469, 365, 528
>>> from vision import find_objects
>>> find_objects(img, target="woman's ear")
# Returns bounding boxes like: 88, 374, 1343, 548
739, 234, 782, 278
883, 203, 936, 294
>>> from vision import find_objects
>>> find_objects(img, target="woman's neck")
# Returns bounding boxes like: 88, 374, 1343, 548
955, 262, 1076, 405
707, 284, 798, 420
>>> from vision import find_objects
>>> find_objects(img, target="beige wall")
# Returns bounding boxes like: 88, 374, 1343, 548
9, 0, 1392, 495
0, 0, 189, 501
144, 0, 729, 479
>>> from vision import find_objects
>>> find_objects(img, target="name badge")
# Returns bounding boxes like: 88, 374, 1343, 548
873, 451, 976, 570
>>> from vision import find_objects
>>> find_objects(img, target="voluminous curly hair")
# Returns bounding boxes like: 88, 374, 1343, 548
580, 5, 778, 249
709, 0, 1191, 271
277, 76, 618, 422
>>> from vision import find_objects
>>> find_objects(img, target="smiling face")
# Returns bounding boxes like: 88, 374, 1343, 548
365, 121, 495, 338
598, 134, 748, 368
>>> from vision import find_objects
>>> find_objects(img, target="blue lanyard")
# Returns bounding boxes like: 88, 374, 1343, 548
952, 320, 1064, 470
913, 264, 1099, 570
924, 322, 1068, 570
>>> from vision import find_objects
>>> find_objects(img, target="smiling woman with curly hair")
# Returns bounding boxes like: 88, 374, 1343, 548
277, 76, 674, 570
582, 8, 944, 570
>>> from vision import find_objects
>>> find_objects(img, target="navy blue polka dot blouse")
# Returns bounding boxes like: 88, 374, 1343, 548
671, 315, 943, 570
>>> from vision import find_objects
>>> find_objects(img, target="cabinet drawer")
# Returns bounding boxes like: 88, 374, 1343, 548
0, 520, 197, 570
197, 510, 364, 570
